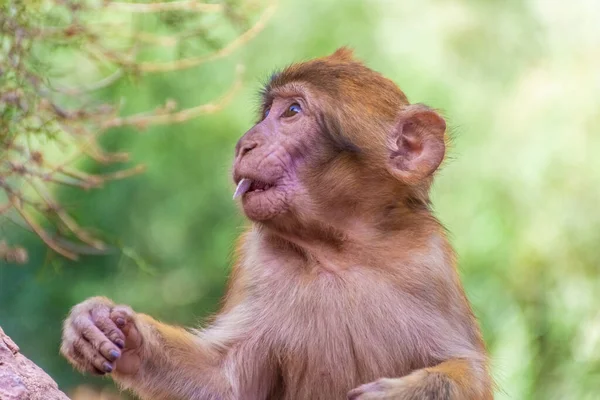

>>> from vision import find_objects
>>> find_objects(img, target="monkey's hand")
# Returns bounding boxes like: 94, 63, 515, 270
348, 370, 454, 400
348, 359, 489, 400
347, 376, 420, 400
61, 296, 143, 376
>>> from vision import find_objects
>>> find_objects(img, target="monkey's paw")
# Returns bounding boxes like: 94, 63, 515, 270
60, 296, 142, 376
348, 378, 405, 400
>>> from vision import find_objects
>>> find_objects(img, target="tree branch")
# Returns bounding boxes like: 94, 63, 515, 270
0, 327, 69, 400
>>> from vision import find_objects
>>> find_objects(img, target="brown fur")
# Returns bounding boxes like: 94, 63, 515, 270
61, 48, 493, 400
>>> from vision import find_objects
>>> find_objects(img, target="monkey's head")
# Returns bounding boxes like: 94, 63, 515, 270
233, 48, 446, 229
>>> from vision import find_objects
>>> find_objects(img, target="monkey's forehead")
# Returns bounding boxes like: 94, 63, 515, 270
260, 82, 312, 103
259, 59, 408, 109
261, 61, 360, 97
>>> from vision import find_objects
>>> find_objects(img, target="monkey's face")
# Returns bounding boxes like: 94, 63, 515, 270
233, 49, 448, 225
232, 92, 322, 221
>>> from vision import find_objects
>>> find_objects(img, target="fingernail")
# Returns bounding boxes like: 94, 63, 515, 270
115, 339, 125, 349
103, 362, 113, 373
115, 317, 125, 327
109, 349, 120, 360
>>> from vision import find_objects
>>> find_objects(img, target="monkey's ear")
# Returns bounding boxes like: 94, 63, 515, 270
386, 104, 446, 184
330, 47, 355, 62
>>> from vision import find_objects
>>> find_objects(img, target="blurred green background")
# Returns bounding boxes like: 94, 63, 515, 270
2, 0, 600, 399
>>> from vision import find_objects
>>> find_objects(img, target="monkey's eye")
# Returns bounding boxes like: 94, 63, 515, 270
264, 107, 271, 119
282, 103, 301, 118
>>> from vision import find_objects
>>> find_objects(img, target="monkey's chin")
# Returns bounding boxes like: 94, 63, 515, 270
241, 188, 288, 221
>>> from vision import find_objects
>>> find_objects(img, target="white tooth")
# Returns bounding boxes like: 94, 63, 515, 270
233, 178, 252, 200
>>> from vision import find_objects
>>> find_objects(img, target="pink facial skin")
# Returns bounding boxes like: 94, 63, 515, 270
232, 94, 319, 222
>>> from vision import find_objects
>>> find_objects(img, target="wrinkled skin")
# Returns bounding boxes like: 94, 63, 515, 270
232, 95, 322, 221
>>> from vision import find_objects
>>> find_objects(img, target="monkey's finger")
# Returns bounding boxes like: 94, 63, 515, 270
347, 381, 385, 400
347, 388, 363, 400
110, 305, 142, 349
71, 334, 115, 374
60, 333, 102, 375
68, 343, 106, 376
75, 315, 121, 363
91, 305, 126, 349
347, 391, 386, 400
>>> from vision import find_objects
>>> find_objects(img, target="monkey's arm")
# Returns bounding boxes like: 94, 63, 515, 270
61, 297, 237, 400
113, 311, 236, 400
348, 357, 492, 400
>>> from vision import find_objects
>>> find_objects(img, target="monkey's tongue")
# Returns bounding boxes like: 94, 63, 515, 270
233, 178, 252, 200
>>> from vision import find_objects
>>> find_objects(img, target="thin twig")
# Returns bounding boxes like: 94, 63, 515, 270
27, 178, 106, 249
52, 126, 129, 165
4, 215, 112, 256
99, 22, 220, 47
56, 166, 104, 187
79, 141, 130, 163
102, 64, 244, 128
9, 195, 78, 260
103, 2, 276, 72
100, 164, 146, 180
55, 69, 124, 95
0, 181, 45, 209
106, 0, 223, 13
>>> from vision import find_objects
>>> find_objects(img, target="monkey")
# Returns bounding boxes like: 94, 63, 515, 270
61, 47, 493, 400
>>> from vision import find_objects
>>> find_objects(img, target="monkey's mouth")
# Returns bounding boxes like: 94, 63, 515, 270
233, 178, 275, 199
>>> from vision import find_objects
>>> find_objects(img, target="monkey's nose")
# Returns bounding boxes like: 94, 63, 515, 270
238, 142, 257, 157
